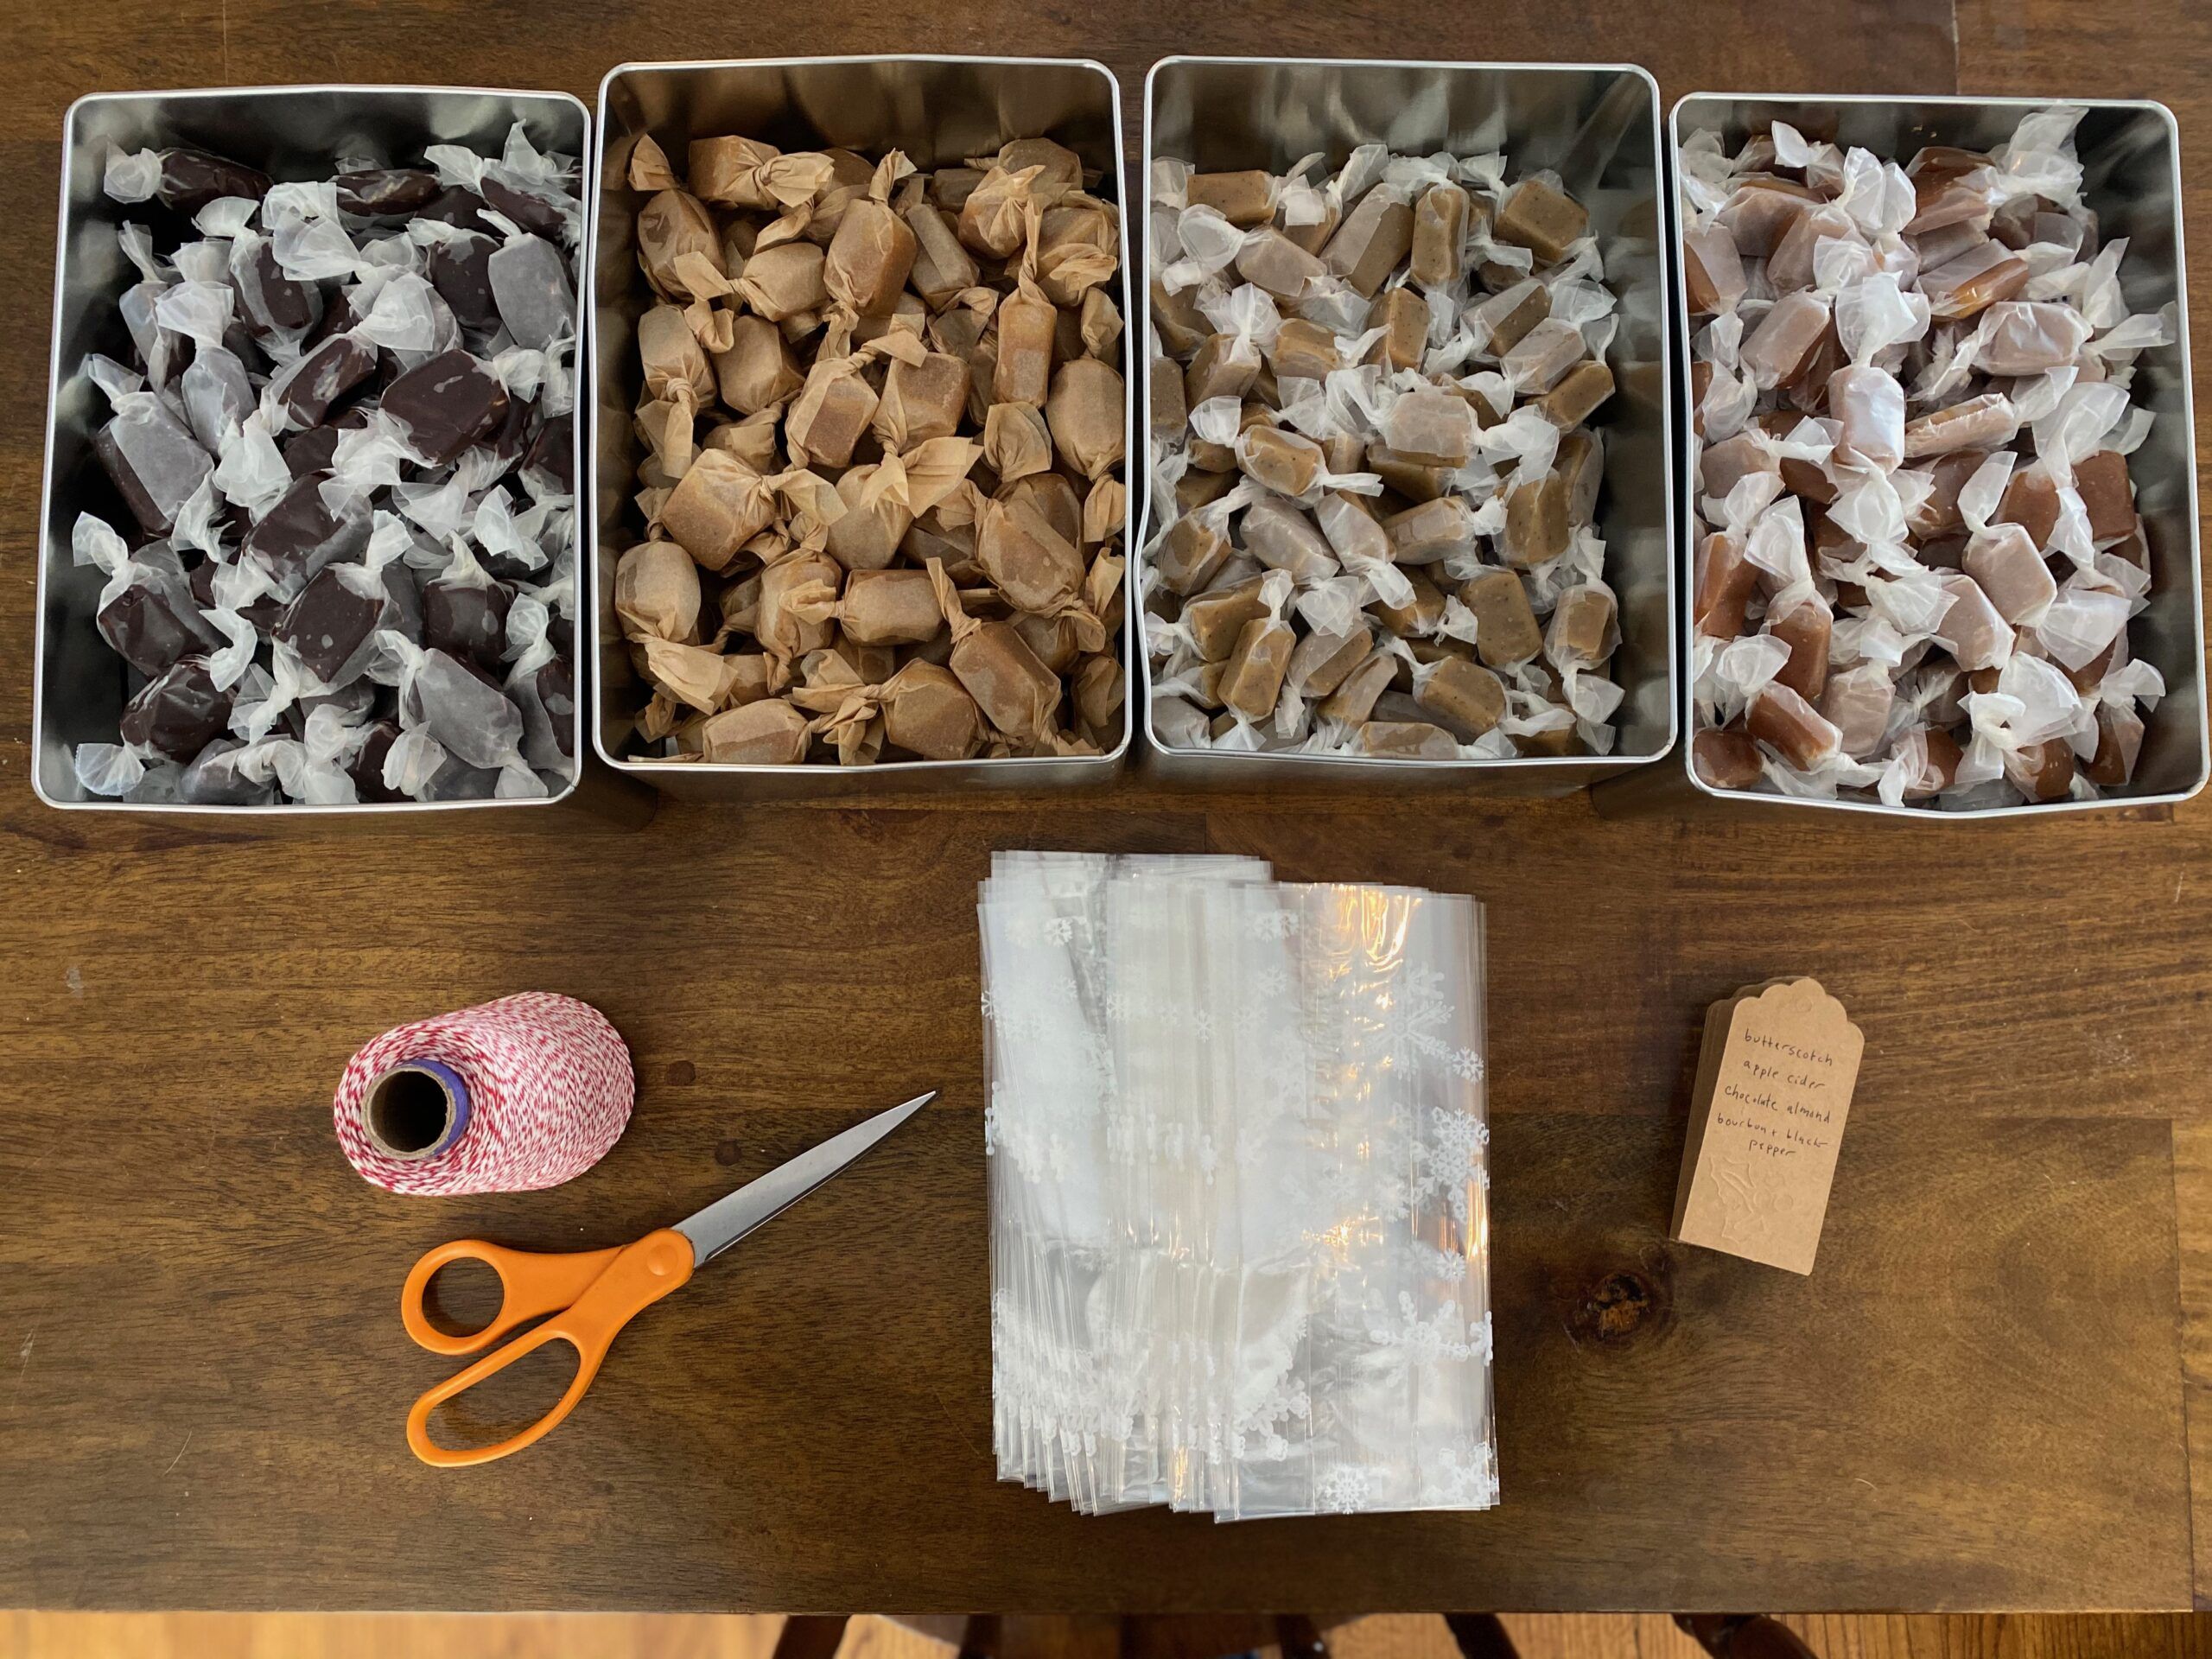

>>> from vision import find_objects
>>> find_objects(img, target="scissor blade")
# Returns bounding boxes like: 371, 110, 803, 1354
674, 1092, 935, 1268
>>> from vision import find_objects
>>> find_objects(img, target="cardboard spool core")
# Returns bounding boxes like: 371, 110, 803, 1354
363, 1065, 463, 1161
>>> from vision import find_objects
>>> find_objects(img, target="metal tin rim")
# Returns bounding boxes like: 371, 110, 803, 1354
35, 82, 594, 815
583, 54, 1137, 779
1135, 54, 1680, 772
1666, 90, 2209, 819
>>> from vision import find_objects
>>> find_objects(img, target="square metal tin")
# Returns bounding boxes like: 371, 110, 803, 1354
35, 83, 591, 816
1670, 92, 2207, 818
1138, 55, 1677, 791
586, 55, 1135, 800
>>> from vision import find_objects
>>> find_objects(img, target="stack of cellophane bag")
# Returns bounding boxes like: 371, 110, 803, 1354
982, 851, 1497, 1518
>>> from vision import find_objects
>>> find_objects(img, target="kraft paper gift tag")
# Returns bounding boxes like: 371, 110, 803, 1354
1671, 977, 1863, 1275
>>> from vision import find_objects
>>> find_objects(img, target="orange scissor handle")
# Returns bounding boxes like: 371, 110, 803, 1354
401, 1237, 626, 1357
402, 1228, 696, 1469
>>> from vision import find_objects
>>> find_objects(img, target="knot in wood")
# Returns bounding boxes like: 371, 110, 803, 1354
1568, 1266, 1669, 1348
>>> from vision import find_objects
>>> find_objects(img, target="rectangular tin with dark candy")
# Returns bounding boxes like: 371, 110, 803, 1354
35, 83, 590, 815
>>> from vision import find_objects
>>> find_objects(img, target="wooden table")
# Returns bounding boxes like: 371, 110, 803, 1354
3, 0, 2209, 1619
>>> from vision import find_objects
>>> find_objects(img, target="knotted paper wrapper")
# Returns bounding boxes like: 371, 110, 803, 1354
927, 557, 1061, 741
613, 541, 702, 642
824, 151, 920, 318
700, 696, 813, 764
691, 137, 836, 212
658, 449, 779, 571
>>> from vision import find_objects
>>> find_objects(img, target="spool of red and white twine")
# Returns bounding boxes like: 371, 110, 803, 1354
333, 992, 634, 1196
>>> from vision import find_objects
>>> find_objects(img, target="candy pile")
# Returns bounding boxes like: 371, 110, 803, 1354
1141, 145, 1627, 760
69, 124, 581, 805
1681, 105, 2174, 808
611, 130, 1128, 766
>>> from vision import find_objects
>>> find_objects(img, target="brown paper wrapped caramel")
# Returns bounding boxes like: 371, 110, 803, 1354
634, 637, 770, 714
754, 548, 842, 665
958, 163, 1045, 259
701, 697, 813, 765
994, 276, 1058, 407
627, 135, 681, 192
637, 190, 727, 302
704, 412, 783, 474
880, 661, 987, 759
1045, 357, 1124, 480
977, 494, 1086, 614
1079, 288, 1122, 359
927, 557, 1062, 742
824, 152, 920, 317
785, 354, 878, 467
714, 315, 803, 415
658, 450, 779, 571
614, 542, 702, 643
983, 402, 1053, 483
874, 351, 969, 448
732, 241, 828, 321
836, 568, 946, 645
982, 137, 1084, 188
690, 137, 836, 212
1033, 198, 1121, 307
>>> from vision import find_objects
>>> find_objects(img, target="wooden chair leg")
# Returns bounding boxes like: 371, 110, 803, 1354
958, 1615, 1005, 1659
1274, 1616, 1329, 1659
776, 1615, 854, 1659
1675, 1615, 1818, 1659
1440, 1613, 1522, 1659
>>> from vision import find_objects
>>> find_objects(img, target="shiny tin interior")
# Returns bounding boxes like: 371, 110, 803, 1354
35, 84, 590, 815
1671, 92, 2207, 818
1140, 56, 1676, 791
586, 56, 1135, 801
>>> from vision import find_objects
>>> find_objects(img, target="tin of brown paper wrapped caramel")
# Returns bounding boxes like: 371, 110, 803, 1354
595, 67, 1131, 775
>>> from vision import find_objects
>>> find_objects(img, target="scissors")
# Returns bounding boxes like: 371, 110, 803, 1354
400, 1090, 934, 1467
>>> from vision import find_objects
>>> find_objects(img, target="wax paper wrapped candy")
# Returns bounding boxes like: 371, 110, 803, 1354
377, 348, 509, 467
112, 656, 232, 766
372, 632, 544, 798
267, 558, 405, 688
418, 122, 581, 245
88, 367, 213, 537
415, 538, 512, 669
67, 124, 584, 807
474, 213, 575, 350
104, 143, 269, 214
71, 513, 221, 677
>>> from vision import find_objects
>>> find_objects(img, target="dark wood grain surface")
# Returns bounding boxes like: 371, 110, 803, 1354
3, 0, 2210, 1618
